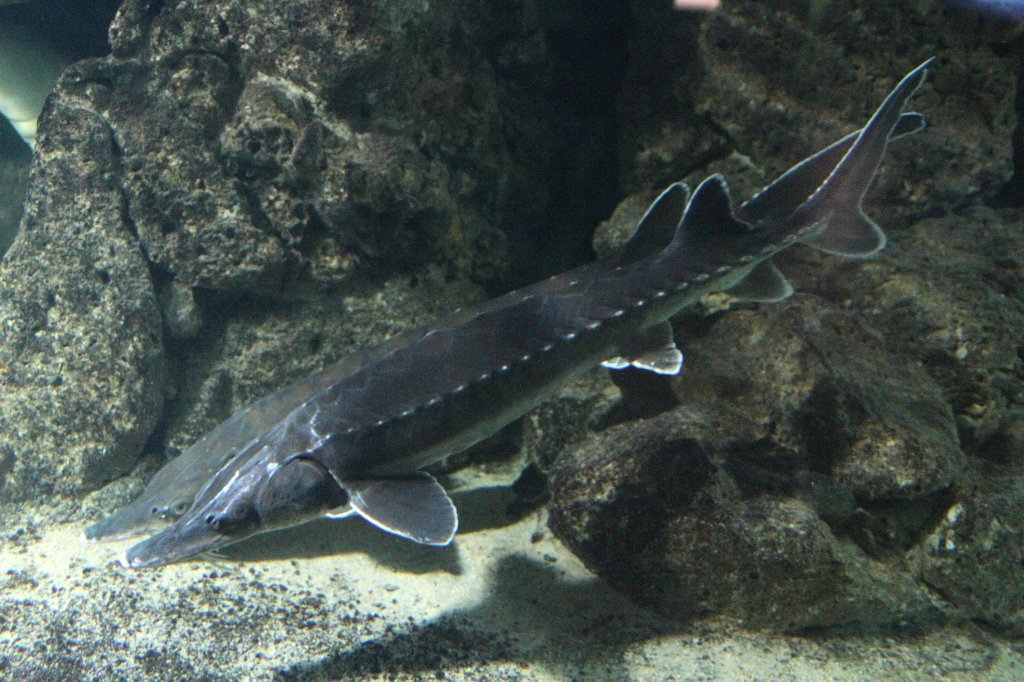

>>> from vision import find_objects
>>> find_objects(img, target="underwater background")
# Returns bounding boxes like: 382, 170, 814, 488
1, 0, 1023, 679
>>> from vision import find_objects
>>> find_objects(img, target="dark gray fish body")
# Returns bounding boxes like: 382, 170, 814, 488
119, 60, 931, 569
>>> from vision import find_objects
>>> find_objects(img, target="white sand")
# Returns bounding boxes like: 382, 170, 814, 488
0, 483, 1019, 680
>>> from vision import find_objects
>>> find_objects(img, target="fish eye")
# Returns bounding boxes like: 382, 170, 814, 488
172, 501, 189, 515
204, 505, 258, 535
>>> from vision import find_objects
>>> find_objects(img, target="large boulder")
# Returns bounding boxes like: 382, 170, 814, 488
547, 300, 957, 632
0, 103, 165, 499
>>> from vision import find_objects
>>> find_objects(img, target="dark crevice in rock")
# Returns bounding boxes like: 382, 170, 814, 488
493, 2, 631, 289
117, 189, 142, 244
993, 47, 1024, 207
846, 489, 956, 558
0, 446, 12, 498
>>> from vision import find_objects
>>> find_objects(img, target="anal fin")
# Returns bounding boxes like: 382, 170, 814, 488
803, 210, 886, 257
345, 473, 458, 546
727, 259, 794, 303
602, 321, 684, 375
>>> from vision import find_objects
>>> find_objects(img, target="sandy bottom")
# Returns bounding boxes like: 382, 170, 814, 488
0, 477, 1020, 681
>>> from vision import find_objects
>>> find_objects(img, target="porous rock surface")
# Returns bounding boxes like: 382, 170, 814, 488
548, 298, 958, 631
547, 409, 946, 632
0, 102, 166, 498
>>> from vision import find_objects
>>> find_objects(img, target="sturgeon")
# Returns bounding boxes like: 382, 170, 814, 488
118, 60, 931, 569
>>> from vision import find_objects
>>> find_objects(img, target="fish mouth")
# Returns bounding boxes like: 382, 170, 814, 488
118, 515, 233, 569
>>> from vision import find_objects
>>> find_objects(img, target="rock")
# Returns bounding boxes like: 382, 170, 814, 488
619, 1, 1014, 214
666, 298, 963, 502
545, 279, 963, 630
91, 0, 616, 293
852, 209, 1024, 464
156, 280, 202, 340
547, 411, 945, 632
799, 317, 964, 501
0, 103, 166, 499
920, 470, 1024, 636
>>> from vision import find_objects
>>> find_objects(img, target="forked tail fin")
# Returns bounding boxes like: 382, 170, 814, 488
790, 58, 933, 257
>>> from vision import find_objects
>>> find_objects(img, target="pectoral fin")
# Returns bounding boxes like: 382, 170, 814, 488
345, 473, 458, 546
602, 321, 684, 375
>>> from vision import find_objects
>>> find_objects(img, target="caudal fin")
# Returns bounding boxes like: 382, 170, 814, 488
791, 59, 932, 257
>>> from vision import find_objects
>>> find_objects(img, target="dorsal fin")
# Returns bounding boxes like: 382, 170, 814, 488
675, 175, 752, 243
617, 183, 690, 263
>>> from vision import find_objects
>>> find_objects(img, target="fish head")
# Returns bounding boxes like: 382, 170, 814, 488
85, 442, 247, 542
119, 454, 346, 569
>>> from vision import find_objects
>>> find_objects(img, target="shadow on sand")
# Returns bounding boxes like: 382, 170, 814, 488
272, 554, 678, 681
216, 481, 680, 680
223, 483, 529, 576
202, 477, 684, 680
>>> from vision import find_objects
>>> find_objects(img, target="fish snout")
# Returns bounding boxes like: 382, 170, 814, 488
118, 515, 234, 569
